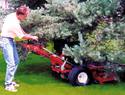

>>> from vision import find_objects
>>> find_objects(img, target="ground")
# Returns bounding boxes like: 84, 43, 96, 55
0, 52, 125, 95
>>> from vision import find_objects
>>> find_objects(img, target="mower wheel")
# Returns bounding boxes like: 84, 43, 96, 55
68, 66, 91, 86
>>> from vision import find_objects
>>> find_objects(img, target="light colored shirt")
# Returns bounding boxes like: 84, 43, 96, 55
1, 12, 25, 39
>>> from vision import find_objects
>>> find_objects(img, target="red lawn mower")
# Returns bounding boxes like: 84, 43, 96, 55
18, 41, 125, 86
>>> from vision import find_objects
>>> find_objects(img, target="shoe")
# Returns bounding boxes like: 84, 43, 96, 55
12, 81, 20, 87
5, 84, 18, 92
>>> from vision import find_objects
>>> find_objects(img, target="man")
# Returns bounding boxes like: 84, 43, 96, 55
1, 5, 38, 92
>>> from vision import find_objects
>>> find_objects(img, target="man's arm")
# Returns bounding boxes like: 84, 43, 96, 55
14, 24, 38, 41
22, 34, 38, 41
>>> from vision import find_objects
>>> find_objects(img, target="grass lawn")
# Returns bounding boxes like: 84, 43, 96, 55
0, 52, 125, 95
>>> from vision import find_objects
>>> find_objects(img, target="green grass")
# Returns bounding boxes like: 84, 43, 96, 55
0, 52, 125, 95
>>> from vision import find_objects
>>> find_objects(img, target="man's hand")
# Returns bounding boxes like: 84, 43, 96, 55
22, 34, 38, 41
32, 36, 38, 41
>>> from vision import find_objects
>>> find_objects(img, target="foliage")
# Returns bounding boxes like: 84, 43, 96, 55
0, 8, 4, 30
10, 0, 47, 9
21, 0, 121, 39
62, 0, 125, 64
21, 0, 125, 64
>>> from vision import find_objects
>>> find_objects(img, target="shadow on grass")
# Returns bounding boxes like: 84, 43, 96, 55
17, 62, 70, 85
18, 62, 51, 74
